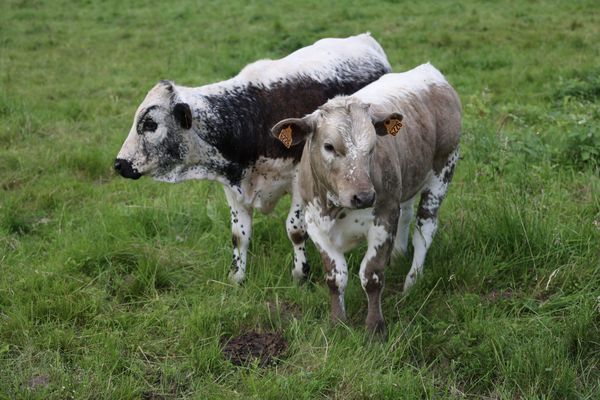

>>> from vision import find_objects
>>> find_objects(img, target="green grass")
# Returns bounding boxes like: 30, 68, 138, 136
1, 0, 599, 398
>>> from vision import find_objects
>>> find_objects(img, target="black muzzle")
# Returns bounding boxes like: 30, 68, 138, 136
114, 158, 142, 180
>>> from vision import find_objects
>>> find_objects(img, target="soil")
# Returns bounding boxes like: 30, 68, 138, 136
221, 331, 288, 367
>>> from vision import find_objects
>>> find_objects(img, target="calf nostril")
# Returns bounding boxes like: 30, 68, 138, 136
114, 160, 122, 171
365, 191, 376, 206
352, 191, 376, 208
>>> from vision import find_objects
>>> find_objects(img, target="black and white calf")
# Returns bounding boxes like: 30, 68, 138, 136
271, 64, 461, 335
114, 34, 391, 283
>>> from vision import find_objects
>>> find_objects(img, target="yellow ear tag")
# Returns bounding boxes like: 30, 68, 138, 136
384, 118, 403, 136
279, 125, 293, 148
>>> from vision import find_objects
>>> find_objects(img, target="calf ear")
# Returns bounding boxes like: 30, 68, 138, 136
270, 115, 316, 149
173, 103, 193, 129
372, 112, 404, 136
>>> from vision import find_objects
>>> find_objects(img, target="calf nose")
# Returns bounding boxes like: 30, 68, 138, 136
114, 158, 142, 180
351, 191, 376, 209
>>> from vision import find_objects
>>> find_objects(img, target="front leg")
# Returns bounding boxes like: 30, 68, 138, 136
305, 201, 348, 323
286, 189, 309, 282
317, 245, 348, 323
223, 187, 253, 284
359, 211, 398, 337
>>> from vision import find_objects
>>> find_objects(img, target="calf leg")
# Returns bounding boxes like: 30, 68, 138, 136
315, 244, 348, 323
286, 191, 309, 282
404, 150, 458, 291
305, 201, 348, 322
223, 187, 253, 284
359, 213, 398, 337
393, 197, 415, 256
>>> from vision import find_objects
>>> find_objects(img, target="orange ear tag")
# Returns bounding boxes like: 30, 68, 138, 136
279, 126, 293, 148
385, 118, 403, 136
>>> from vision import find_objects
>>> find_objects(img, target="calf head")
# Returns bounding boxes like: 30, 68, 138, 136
271, 98, 403, 209
115, 81, 200, 181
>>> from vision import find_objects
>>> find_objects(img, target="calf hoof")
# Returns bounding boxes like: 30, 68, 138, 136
228, 270, 245, 285
366, 319, 387, 340
330, 306, 347, 325
291, 268, 308, 284
331, 315, 347, 327
292, 261, 310, 283
403, 272, 419, 292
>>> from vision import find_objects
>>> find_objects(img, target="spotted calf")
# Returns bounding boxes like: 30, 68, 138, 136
114, 34, 391, 283
271, 63, 461, 335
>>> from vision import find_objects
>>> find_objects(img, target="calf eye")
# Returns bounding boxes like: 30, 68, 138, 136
142, 120, 158, 132
324, 143, 335, 153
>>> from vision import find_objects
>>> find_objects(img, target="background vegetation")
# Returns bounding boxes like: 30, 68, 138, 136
1, 0, 599, 398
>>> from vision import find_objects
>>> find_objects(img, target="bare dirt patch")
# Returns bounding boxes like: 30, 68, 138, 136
221, 331, 288, 367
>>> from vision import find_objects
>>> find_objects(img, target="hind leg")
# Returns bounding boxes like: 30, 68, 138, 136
393, 197, 415, 257
404, 149, 458, 292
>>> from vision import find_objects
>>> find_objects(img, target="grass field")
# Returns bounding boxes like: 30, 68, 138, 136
1, 0, 599, 398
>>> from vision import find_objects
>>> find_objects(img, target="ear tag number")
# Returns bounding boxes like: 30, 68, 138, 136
279, 126, 293, 148
385, 118, 403, 136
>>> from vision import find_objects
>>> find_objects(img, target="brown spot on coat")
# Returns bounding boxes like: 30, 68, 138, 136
364, 275, 383, 293
232, 234, 240, 248
290, 231, 308, 244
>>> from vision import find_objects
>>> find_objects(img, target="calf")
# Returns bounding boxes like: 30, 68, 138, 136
114, 34, 391, 283
271, 63, 461, 335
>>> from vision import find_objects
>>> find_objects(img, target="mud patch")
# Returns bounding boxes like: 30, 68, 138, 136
221, 331, 288, 367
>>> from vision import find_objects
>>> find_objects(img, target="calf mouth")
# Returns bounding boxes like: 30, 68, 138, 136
114, 158, 142, 180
